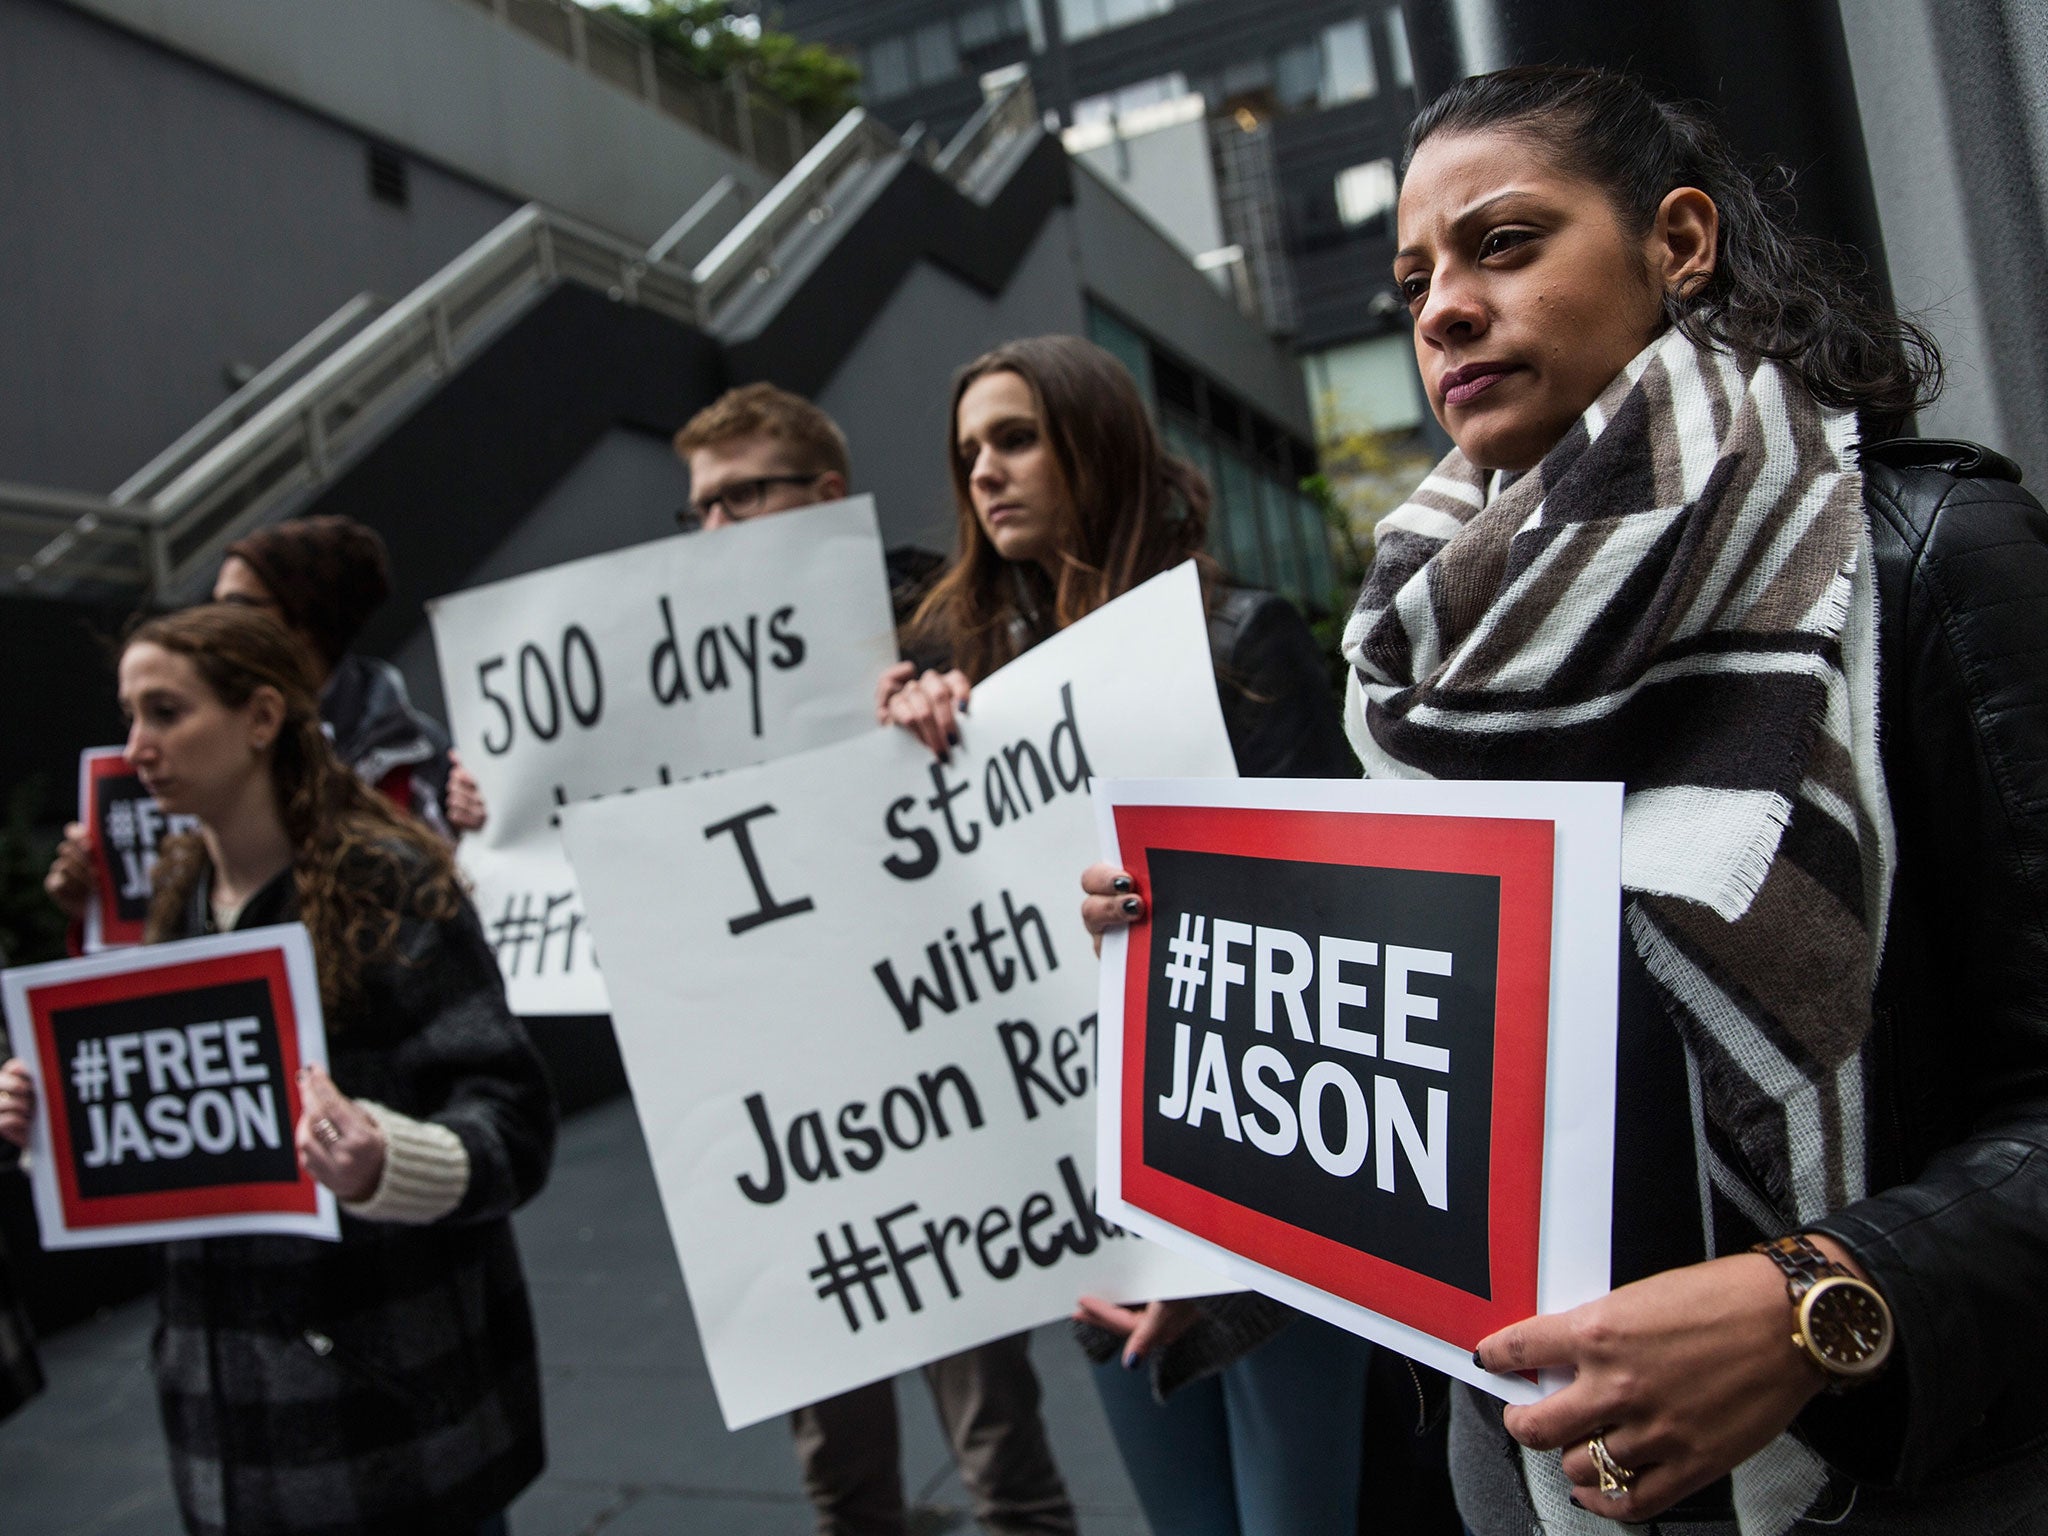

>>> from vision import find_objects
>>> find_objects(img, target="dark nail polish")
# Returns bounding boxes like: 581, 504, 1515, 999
1471, 1349, 1487, 1370
1121, 897, 1142, 916
1122, 1351, 1141, 1369
947, 730, 960, 746
1111, 875, 1133, 894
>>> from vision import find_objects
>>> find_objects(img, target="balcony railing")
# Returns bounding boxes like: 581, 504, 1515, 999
4, 74, 1044, 606
460, 0, 829, 176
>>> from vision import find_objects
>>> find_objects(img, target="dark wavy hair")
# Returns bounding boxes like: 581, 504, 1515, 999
1405, 66, 1941, 435
910, 335, 1217, 682
131, 604, 462, 1017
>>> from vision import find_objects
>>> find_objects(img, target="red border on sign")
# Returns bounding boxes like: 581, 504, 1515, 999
1112, 804, 1554, 1350
26, 946, 318, 1229
82, 753, 149, 948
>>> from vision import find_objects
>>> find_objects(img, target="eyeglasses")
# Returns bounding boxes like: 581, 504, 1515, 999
676, 473, 825, 531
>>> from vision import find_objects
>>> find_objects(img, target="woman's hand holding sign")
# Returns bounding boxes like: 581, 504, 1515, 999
1080, 862, 1143, 955
877, 663, 972, 761
0, 1059, 33, 1149
1476, 1249, 1849, 1520
444, 752, 489, 835
1075, 1295, 1200, 1366
293, 1065, 386, 1202
44, 821, 96, 923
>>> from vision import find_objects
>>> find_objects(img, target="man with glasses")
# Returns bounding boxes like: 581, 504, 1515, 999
670, 383, 1076, 1536
673, 382, 849, 531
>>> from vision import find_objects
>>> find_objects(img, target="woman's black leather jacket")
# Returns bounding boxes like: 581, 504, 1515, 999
1800, 439, 2048, 1489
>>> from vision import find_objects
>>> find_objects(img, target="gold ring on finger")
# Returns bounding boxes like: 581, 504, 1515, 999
1588, 1435, 1634, 1499
313, 1117, 343, 1147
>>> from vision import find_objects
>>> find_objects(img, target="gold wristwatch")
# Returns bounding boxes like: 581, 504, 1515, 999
1751, 1233, 1894, 1389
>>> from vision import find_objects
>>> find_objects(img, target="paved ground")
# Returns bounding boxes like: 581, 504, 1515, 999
0, 1098, 1151, 1535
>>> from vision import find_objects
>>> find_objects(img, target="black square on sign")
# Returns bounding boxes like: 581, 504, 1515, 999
1141, 848, 1499, 1297
53, 978, 299, 1200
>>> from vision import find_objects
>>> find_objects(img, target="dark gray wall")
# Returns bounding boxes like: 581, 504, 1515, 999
1843, 0, 2048, 478
393, 426, 691, 723
0, 0, 517, 491
815, 207, 1090, 555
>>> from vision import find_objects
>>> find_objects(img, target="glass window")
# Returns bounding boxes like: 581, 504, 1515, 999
1163, 418, 1228, 561
1087, 307, 1156, 404
912, 22, 960, 86
1258, 472, 1310, 601
1063, 0, 1171, 39
1335, 157, 1398, 232
1320, 18, 1378, 105
1385, 6, 1414, 89
1058, 0, 1105, 40
1297, 490, 1338, 599
959, 4, 1004, 49
1276, 40, 1322, 109
1221, 56, 1273, 98
1214, 443, 1267, 587
865, 36, 913, 101
1101, 0, 1160, 27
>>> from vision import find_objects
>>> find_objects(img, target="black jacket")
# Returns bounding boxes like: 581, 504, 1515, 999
320, 654, 455, 838
155, 863, 557, 1535
1797, 439, 2048, 1489
1207, 584, 1360, 780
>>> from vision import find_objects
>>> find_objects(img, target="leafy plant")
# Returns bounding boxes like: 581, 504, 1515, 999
0, 777, 67, 970
594, 2, 862, 120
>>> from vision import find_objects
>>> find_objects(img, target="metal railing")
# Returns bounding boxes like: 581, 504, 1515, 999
690, 108, 901, 319
5, 74, 1047, 605
934, 72, 1040, 194
111, 293, 388, 508
2, 483, 154, 596
8, 205, 700, 602
461, 0, 827, 177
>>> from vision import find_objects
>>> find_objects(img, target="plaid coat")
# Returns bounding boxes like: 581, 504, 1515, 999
0, 1171, 43, 1422
155, 864, 556, 1536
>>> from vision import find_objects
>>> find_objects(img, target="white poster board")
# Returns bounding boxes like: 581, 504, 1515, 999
1092, 775, 1621, 1404
427, 498, 897, 1014
560, 563, 1236, 1429
3, 925, 339, 1247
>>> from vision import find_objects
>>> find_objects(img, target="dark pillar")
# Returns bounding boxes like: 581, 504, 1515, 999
1397, 0, 1891, 300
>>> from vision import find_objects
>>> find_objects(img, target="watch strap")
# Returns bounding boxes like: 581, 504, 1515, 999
1751, 1232, 1845, 1304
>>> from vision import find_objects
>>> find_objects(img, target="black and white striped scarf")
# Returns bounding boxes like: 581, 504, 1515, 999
1343, 328, 1895, 1531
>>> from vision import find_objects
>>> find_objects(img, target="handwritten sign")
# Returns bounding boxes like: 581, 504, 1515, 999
427, 498, 897, 1013
2, 925, 338, 1248
559, 563, 1235, 1429
78, 748, 200, 951
1092, 776, 1621, 1403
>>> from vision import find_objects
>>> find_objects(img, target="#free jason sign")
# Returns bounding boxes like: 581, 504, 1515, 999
3, 925, 338, 1248
1093, 776, 1621, 1403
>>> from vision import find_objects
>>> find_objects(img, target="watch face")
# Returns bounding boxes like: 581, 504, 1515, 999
1801, 1277, 1894, 1375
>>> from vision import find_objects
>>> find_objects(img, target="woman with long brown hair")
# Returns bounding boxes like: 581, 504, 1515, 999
881, 335, 1378, 1535
1, 604, 554, 1536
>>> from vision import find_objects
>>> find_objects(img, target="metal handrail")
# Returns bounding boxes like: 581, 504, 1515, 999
934, 74, 1040, 192
9, 203, 700, 601
10, 75, 1044, 603
111, 292, 388, 507
691, 107, 901, 319
143, 206, 701, 597
3, 482, 147, 592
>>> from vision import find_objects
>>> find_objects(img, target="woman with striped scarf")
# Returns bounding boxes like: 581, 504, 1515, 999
1085, 66, 2048, 1536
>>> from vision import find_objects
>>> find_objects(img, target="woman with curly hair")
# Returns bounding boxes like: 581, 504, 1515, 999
1, 603, 556, 1536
